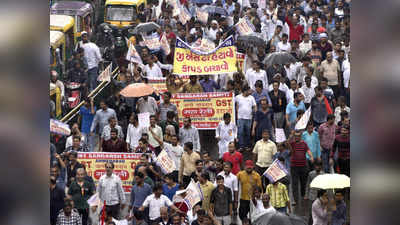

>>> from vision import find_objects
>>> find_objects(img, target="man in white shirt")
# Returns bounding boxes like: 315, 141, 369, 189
97, 162, 126, 219
277, 33, 291, 52
136, 95, 158, 116
299, 33, 312, 57
301, 76, 316, 108
235, 85, 256, 151
179, 117, 201, 152
216, 113, 238, 158
139, 184, 182, 222
286, 79, 305, 103
81, 34, 102, 91
144, 55, 163, 78
126, 114, 143, 151
268, 73, 289, 94
146, 115, 163, 151
246, 61, 268, 91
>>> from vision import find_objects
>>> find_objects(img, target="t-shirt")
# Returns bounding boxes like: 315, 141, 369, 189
286, 101, 306, 123
79, 106, 96, 134
142, 194, 173, 220
162, 183, 180, 200
222, 151, 243, 175
235, 94, 256, 120
290, 141, 309, 167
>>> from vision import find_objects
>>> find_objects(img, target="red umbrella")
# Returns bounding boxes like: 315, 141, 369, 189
119, 83, 155, 97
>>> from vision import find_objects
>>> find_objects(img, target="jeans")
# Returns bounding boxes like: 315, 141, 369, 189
237, 119, 252, 149
276, 207, 287, 213
273, 112, 285, 128
105, 203, 120, 220
291, 166, 308, 203
338, 158, 350, 177
321, 148, 330, 173
88, 67, 99, 91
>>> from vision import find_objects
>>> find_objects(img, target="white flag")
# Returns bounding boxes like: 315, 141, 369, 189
183, 180, 203, 209
160, 33, 171, 55
126, 43, 143, 64
97, 63, 112, 82
295, 107, 311, 130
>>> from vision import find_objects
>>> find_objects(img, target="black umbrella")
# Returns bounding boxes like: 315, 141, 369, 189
263, 52, 298, 67
131, 22, 160, 35
253, 211, 307, 225
237, 35, 265, 46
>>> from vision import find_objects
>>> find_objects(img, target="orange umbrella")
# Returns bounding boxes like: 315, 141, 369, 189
119, 83, 155, 97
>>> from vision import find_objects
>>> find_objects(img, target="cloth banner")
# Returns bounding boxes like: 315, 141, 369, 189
235, 17, 255, 36
196, 7, 209, 24
77, 152, 142, 192
156, 149, 176, 174
295, 107, 311, 130
160, 33, 171, 55
173, 36, 237, 75
170, 92, 235, 129
97, 63, 112, 82
126, 43, 143, 64
263, 159, 289, 183
50, 119, 71, 136
87, 193, 102, 207
183, 179, 204, 209
258, 0, 266, 8
275, 128, 286, 143
138, 112, 150, 128
141, 34, 161, 51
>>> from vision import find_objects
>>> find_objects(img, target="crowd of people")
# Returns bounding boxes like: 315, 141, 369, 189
50, 0, 351, 225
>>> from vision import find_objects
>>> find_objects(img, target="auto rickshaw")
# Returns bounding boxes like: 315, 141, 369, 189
50, 84, 63, 119
50, 14, 75, 61
50, 30, 66, 77
104, 0, 147, 28
50, 1, 95, 41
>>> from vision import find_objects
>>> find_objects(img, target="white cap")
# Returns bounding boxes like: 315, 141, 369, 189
81, 31, 88, 36
211, 20, 218, 25
319, 33, 328, 39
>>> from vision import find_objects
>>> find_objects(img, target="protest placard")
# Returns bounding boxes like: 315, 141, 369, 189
160, 33, 171, 55
156, 149, 176, 174
97, 63, 112, 82
263, 159, 289, 183
196, 7, 208, 24
235, 17, 255, 36
275, 128, 286, 143
126, 43, 143, 64
141, 34, 161, 51
183, 180, 203, 209
295, 107, 311, 130
138, 112, 150, 128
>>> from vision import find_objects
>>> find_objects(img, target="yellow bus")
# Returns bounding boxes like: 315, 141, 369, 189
104, 0, 147, 28
50, 14, 75, 67
50, 30, 66, 76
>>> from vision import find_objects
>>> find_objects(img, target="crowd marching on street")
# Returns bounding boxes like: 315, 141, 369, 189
50, 0, 350, 225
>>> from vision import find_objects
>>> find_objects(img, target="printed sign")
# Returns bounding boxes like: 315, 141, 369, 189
178, 6, 192, 25
160, 33, 171, 55
173, 36, 237, 75
156, 149, 176, 174
50, 119, 71, 136
235, 17, 255, 36
97, 64, 112, 82
236, 52, 246, 71
138, 112, 150, 128
183, 180, 203, 209
295, 107, 311, 130
147, 75, 190, 93
126, 43, 143, 64
170, 92, 235, 129
196, 7, 209, 24
275, 128, 286, 143
263, 159, 289, 183
77, 152, 142, 192
141, 34, 161, 51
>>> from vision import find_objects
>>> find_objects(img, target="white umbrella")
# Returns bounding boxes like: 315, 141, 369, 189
310, 173, 350, 189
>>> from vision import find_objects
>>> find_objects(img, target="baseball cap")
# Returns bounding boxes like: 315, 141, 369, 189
245, 160, 254, 168
319, 33, 328, 39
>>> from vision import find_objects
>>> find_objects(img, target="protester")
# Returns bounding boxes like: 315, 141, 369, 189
102, 128, 128, 152
253, 130, 277, 190
215, 112, 237, 158
210, 175, 233, 225
222, 142, 243, 175
252, 98, 274, 142
179, 117, 201, 152
318, 114, 337, 173
56, 200, 82, 225
235, 85, 257, 152
179, 142, 201, 187
265, 179, 291, 213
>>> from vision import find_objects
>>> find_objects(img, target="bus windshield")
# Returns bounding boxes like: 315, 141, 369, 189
106, 5, 136, 21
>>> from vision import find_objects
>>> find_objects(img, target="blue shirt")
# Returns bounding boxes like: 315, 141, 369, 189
286, 101, 306, 123
252, 90, 272, 110
302, 130, 321, 159
56, 167, 67, 191
200, 79, 220, 92
130, 183, 152, 208
79, 105, 96, 134
331, 200, 346, 225
162, 183, 180, 201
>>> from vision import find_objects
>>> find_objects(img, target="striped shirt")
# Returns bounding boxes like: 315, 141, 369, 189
290, 141, 309, 167
331, 134, 350, 160
266, 182, 290, 208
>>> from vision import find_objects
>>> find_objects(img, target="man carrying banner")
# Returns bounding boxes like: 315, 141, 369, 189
253, 130, 277, 190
